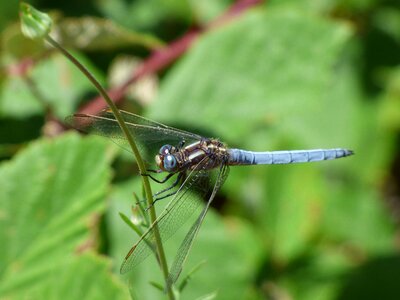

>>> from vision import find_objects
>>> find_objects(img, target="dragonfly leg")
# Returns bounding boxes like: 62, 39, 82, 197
138, 187, 178, 212
153, 172, 183, 197
153, 190, 178, 204
144, 173, 184, 211
145, 190, 179, 211
141, 171, 174, 184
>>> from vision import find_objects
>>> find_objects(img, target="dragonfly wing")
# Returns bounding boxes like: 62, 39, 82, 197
66, 110, 202, 163
167, 163, 230, 287
120, 156, 216, 274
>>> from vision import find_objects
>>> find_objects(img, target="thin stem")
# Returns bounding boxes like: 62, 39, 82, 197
44, 36, 175, 299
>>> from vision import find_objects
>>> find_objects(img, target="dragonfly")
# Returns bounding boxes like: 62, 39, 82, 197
67, 109, 353, 286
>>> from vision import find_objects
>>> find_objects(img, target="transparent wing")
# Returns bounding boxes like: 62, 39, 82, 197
66, 110, 203, 163
167, 163, 229, 287
120, 156, 217, 274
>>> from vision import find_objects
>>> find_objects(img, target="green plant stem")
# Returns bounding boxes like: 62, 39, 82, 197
44, 36, 175, 300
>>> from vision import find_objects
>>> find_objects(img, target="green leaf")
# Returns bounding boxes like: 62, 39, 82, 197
26, 253, 130, 299
268, 0, 337, 13
261, 165, 327, 261
19, 3, 52, 39
0, 133, 113, 298
322, 182, 395, 254
148, 7, 353, 146
187, 0, 231, 25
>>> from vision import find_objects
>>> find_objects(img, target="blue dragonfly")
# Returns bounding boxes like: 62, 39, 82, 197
67, 110, 353, 286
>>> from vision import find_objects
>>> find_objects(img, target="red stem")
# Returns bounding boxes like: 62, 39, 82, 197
79, 29, 201, 114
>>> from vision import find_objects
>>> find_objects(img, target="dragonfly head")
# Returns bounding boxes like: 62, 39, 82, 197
155, 144, 179, 172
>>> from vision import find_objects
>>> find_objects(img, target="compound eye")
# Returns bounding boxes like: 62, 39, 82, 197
163, 154, 178, 172
159, 144, 173, 155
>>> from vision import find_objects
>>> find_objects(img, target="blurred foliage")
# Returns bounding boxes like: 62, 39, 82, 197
1, 0, 400, 300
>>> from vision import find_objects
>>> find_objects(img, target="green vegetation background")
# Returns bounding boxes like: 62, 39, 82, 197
1, 0, 400, 299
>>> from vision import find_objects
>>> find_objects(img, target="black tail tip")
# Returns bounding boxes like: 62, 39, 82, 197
345, 149, 354, 156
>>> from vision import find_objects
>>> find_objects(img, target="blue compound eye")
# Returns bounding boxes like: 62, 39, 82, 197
163, 154, 178, 172
159, 144, 173, 155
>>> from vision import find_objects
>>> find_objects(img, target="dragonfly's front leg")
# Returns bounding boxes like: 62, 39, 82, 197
141, 169, 173, 184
